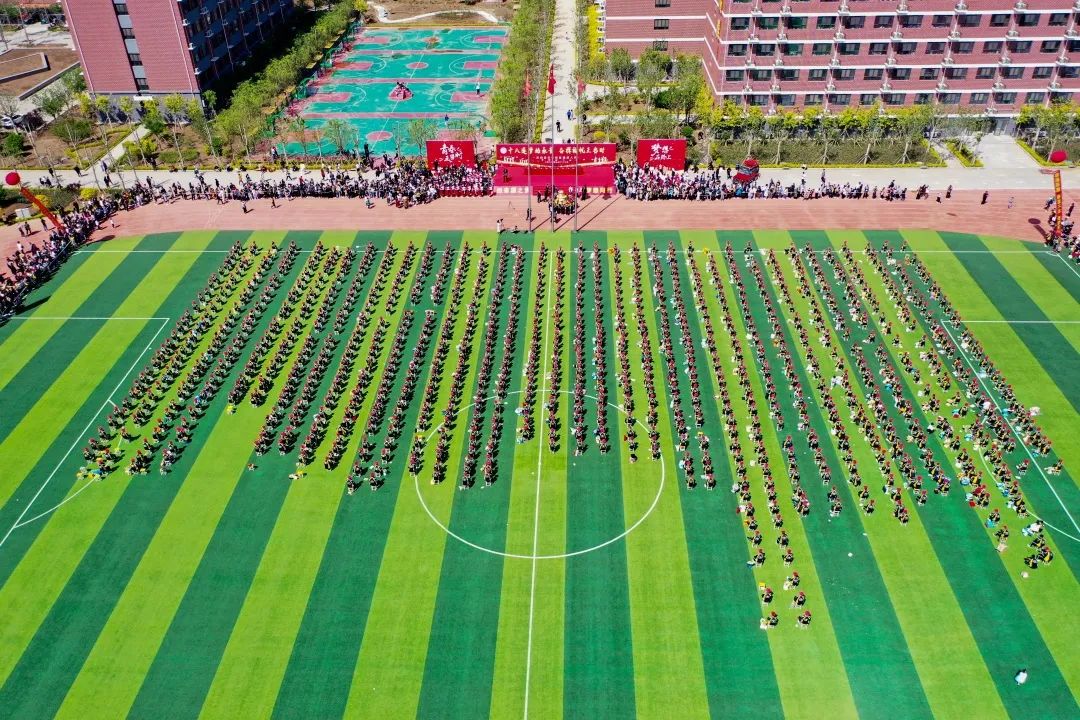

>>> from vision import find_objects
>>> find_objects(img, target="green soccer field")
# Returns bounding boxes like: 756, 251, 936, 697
0, 228, 1076, 720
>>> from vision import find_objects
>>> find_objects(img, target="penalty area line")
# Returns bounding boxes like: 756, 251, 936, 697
0, 317, 171, 550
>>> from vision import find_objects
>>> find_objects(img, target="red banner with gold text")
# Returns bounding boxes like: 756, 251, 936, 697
636, 138, 686, 170
425, 140, 476, 169
494, 143, 616, 193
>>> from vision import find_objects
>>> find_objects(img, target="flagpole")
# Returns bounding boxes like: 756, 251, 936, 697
573, 80, 579, 233
527, 86, 532, 228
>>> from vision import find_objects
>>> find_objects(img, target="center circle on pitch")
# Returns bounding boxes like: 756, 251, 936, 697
412, 389, 665, 560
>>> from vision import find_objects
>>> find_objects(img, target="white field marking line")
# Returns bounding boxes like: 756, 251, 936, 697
8, 316, 171, 321
12, 477, 98, 530
412, 389, 664, 559
523, 248, 553, 720
974, 452, 1080, 545
940, 322, 1080, 538
1053, 252, 1080, 283
0, 317, 171, 551
962, 320, 1080, 325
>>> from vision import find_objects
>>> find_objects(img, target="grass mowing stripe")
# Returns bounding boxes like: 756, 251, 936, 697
641, 230, 784, 719
488, 232, 566, 720
0, 243, 117, 390
0, 232, 239, 717
1021, 241, 1080, 307
937, 233, 1080, 414
812, 231, 1078, 717
194, 230, 409, 720
692, 230, 857, 719
775, 229, 1008, 720
126, 231, 362, 720
562, 233, 636, 719
337, 231, 500, 720
417, 232, 532, 719
0, 234, 177, 444
0, 234, 186, 513
610, 231, 710, 719
737, 232, 931, 719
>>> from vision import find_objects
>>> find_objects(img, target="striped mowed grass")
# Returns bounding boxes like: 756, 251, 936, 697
0, 229, 1076, 720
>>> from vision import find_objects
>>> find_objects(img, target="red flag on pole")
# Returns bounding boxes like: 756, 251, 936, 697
523, 73, 532, 98
577, 76, 585, 97
547, 64, 556, 95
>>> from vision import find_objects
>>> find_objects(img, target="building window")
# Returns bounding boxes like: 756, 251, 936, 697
892, 67, 911, 80
127, 53, 141, 65
805, 93, 823, 105
830, 93, 851, 105
113, 3, 129, 14
808, 68, 827, 81
1033, 66, 1053, 79
1026, 91, 1046, 103
812, 42, 831, 56
750, 69, 772, 81
884, 93, 905, 105
969, 92, 989, 104
925, 41, 945, 55
754, 43, 776, 56
896, 42, 916, 55
783, 43, 803, 56
932, 14, 950, 28
787, 16, 807, 29
953, 41, 973, 54
863, 68, 883, 80
778, 94, 796, 106
731, 17, 750, 30
976, 67, 995, 79
989, 13, 1009, 27
652, 40, 668, 50
843, 16, 864, 29
816, 16, 836, 29
1071, 39, 1080, 52
748, 94, 769, 105
939, 92, 960, 104
834, 68, 855, 80
1010, 40, 1032, 53
958, 15, 980, 28
1051, 91, 1074, 102
757, 16, 779, 29
869, 42, 888, 55
654, 0, 670, 6
860, 93, 877, 105
134, 77, 149, 91
945, 67, 968, 80
920, 67, 938, 80
1041, 40, 1062, 53
654, 18, 669, 29
983, 41, 1002, 53
728, 44, 748, 56
120, 27, 135, 39
899, 15, 922, 28
1002, 66, 1024, 79
874, 15, 892, 28
1061, 66, 1080, 78
915, 93, 932, 104
995, 92, 1017, 104
838, 43, 859, 56
1049, 12, 1069, 26
726, 69, 745, 81
1016, 13, 1038, 27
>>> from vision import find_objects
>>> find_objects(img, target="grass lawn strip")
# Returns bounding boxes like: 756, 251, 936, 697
610, 232, 709, 718
335, 232, 496, 719
126, 231, 366, 719
488, 233, 565, 719
776, 229, 1008, 719
417, 233, 533, 718
1020, 240, 1080, 307
198, 230, 419, 719
641, 229, 784, 718
805, 231, 1077, 716
690, 230, 858, 719
562, 234, 637, 718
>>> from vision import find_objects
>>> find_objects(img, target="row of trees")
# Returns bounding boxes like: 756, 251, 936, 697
489, 0, 555, 142
1016, 102, 1080, 158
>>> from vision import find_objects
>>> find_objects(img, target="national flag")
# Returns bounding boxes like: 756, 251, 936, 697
547, 64, 556, 95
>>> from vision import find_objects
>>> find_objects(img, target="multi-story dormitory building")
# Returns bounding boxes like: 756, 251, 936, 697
63, 0, 296, 99
599, 0, 1080, 120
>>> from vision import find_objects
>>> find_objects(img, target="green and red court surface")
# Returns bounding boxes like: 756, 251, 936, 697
0, 229, 1076, 720
281, 26, 507, 157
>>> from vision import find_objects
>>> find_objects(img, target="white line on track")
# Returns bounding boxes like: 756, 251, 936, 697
523, 248, 554, 720
940, 322, 1080, 539
0, 317, 171, 550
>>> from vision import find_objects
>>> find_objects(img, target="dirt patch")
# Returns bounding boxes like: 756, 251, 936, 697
375, 0, 513, 24
0, 46, 79, 97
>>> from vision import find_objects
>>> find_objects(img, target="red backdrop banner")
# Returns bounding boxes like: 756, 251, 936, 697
494, 143, 616, 193
426, 140, 476, 169
636, 138, 686, 170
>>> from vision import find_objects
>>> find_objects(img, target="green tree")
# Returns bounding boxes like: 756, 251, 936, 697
636, 60, 665, 109
163, 93, 188, 166
34, 87, 68, 122
2, 131, 24, 158
289, 116, 309, 156
609, 48, 633, 83
671, 56, 705, 123
93, 94, 112, 125
53, 115, 93, 168
186, 98, 218, 160
117, 96, 136, 122
743, 105, 765, 157
61, 69, 86, 96
404, 118, 438, 155
323, 118, 352, 154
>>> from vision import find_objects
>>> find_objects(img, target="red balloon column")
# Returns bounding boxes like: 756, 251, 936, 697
6, 169, 64, 231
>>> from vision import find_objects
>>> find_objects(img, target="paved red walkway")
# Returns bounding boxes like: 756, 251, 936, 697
2, 189, 1075, 268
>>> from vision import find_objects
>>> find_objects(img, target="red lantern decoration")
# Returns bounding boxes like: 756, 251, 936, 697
1049, 149, 1068, 164
5, 171, 20, 186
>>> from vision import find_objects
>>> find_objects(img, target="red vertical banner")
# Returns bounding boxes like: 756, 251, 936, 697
18, 186, 64, 231
636, 138, 687, 170
425, 140, 476, 169
1053, 169, 1064, 238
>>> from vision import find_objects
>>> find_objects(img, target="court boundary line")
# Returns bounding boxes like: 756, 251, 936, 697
0, 317, 172, 550
940, 322, 1080, 539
